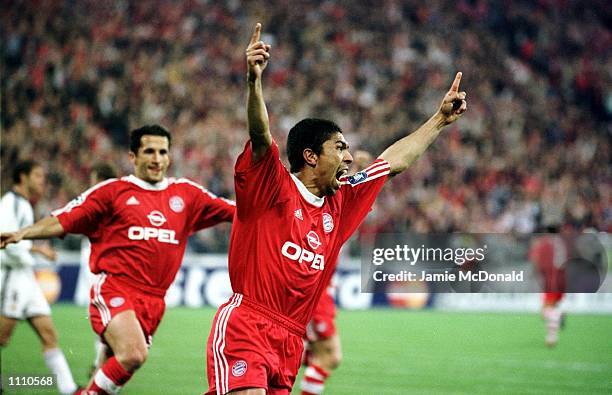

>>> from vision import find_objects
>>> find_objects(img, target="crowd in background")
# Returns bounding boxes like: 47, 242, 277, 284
2, 0, 610, 252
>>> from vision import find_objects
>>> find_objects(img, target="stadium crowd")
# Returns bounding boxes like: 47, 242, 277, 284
2, 0, 610, 252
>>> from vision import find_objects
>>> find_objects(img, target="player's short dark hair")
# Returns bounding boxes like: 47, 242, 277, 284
91, 162, 117, 181
129, 125, 172, 154
286, 118, 343, 173
12, 160, 41, 184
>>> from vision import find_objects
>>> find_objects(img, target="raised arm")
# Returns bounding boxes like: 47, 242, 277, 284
379, 72, 467, 176
0, 216, 65, 248
246, 23, 272, 162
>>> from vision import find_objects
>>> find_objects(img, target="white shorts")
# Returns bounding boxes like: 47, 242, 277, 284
0, 266, 51, 320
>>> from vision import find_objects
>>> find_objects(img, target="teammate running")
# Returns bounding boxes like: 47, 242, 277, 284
1, 125, 235, 394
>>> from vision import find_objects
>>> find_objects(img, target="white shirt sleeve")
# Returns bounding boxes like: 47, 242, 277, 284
0, 192, 35, 267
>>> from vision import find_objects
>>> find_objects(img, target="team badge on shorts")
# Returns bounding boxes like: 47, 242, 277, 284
169, 196, 185, 213
322, 213, 334, 233
109, 297, 125, 307
232, 360, 248, 377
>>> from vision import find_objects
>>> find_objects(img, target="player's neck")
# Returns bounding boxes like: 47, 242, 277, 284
295, 172, 324, 198
13, 184, 31, 200
128, 174, 169, 191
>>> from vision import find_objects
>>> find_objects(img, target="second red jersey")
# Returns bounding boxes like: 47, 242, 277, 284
229, 141, 389, 327
53, 175, 235, 295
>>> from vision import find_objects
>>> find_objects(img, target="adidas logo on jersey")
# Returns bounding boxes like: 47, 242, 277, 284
294, 209, 303, 220
126, 196, 140, 205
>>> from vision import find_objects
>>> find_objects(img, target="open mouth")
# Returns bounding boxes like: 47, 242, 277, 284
335, 168, 348, 181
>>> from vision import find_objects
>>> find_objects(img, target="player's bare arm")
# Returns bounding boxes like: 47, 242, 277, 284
379, 72, 467, 176
246, 22, 272, 162
0, 216, 65, 248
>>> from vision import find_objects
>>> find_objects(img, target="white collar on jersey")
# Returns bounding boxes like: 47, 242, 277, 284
125, 174, 169, 191
290, 174, 325, 208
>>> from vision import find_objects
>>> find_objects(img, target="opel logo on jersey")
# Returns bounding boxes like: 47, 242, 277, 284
322, 213, 334, 233
147, 211, 167, 227
169, 196, 185, 213
281, 241, 325, 271
306, 230, 321, 250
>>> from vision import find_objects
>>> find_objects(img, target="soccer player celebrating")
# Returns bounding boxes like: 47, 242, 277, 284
300, 149, 373, 395
205, 24, 467, 395
1, 125, 235, 395
0, 161, 79, 395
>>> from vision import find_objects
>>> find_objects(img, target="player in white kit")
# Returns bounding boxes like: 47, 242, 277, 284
0, 160, 79, 395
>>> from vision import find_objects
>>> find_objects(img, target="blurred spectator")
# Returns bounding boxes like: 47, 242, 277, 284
1, 0, 610, 252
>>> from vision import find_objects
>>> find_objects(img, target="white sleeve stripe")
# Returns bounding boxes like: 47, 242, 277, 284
172, 178, 219, 199
367, 166, 390, 178
51, 178, 118, 216
356, 171, 388, 185
365, 162, 390, 175
337, 161, 390, 183
341, 170, 389, 187
363, 160, 390, 174
174, 178, 236, 205
220, 198, 236, 206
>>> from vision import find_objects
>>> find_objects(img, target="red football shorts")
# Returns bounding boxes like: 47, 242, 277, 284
89, 273, 166, 346
537, 263, 566, 294
206, 294, 304, 395
543, 292, 564, 305
306, 291, 337, 342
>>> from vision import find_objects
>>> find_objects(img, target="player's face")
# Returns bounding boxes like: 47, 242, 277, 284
130, 135, 170, 183
25, 166, 45, 197
315, 132, 353, 196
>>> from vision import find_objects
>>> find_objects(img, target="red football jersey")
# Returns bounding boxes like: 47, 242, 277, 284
529, 235, 568, 293
53, 175, 235, 294
229, 141, 389, 326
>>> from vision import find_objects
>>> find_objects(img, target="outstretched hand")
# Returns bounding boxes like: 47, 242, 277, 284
0, 231, 23, 249
246, 23, 271, 81
438, 72, 467, 125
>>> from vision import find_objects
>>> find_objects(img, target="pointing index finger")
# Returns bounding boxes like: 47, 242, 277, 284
250, 23, 261, 45
449, 72, 462, 93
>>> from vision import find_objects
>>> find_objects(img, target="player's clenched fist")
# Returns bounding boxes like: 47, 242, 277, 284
246, 23, 271, 81
438, 72, 467, 125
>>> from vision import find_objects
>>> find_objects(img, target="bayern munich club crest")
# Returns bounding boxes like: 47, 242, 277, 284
322, 213, 334, 233
109, 297, 125, 308
232, 360, 247, 377
306, 230, 321, 250
169, 196, 185, 213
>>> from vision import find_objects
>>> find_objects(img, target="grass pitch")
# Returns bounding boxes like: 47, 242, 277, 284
1, 304, 611, 394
